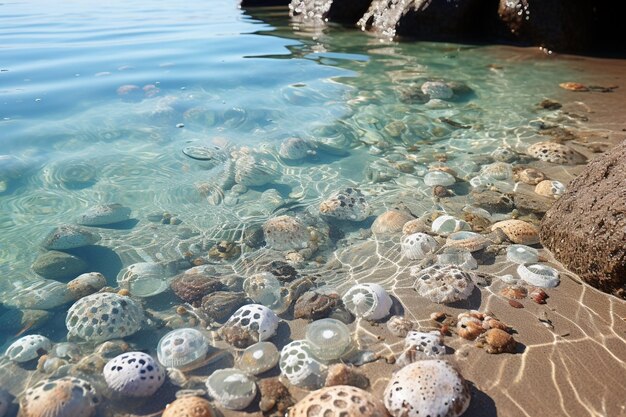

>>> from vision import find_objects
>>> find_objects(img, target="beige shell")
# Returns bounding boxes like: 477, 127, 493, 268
526, 141, 586, 165
162, 396, 215, 417
289, 385, 388, 417
491, 220, 539, 245
20, 377, 98, 417
481, 328, 517, 354
401, 218, 428, 235
515, 167, 546, 185
371, 210, 414, 234
534, 180, 566, 199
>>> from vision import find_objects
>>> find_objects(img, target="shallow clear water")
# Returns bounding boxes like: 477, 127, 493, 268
0, 0, 600, 407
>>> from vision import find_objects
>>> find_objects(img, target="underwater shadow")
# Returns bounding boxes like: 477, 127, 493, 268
65, 245, 123, 285
448, 285, 482, 310
465, 381, 498, 417
88, 218, 139, 230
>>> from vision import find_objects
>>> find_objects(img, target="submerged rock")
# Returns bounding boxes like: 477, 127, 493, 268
324, 364, 369, 389
66, 272, 107, 299
200, 291, 248, 323
171, 273, 223, 304
258, 378, 294, 417
263, 215, 310, 251
77, 203, 131, 226
8, 279, 74, 310
0, 308, 51, 333
42, 225, 101, 250
293, 291, 339, 320
32, 250, 88, 281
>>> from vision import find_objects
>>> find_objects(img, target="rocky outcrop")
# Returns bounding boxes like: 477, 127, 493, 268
540, 141, 626, 299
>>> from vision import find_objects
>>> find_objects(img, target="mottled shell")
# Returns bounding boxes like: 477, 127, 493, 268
499, 285, 528, 299
20, 377, 99, 417
491, 220, 539, 245
371, 211, 414, 234
319, 188, 370, 222
386, 316, 414, 337
534, 180, 566, 198
279, 137, 312, 160
411, 264, 475, 304
222, 304, 280, 347
289, 385, 388, 417
263, 215, 310, 251
5, 334, 52, 363
162, 396, 215, 417
401, 218, 428, 235
526, 141, 586, 165
384, 360, 470, 417
103, 352, 165, 397
42, 225, 101, 250
397, 331, 446, 366
401, 233, 439, 260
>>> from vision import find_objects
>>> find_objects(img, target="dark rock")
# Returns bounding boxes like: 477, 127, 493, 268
200, 291, 248, 323
0, 308, 51, 333
266, 260, 299, 283
219, 324, 259, 349
170, 273, 223, 304
326, 0, 373, 24
470, 188, 514, 212
538, 99, 562, 110
540, 141, 626, 298
287, 276, 315, 302
498, 0, 595, 53
32, 250, 88, 281
258, 378, 295, 417
293, 291, 340, 320
241, 0, 290, 6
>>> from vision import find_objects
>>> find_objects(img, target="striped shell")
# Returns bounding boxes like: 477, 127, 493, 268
401, 233, 439, 260
371, 210, 414, 234
20, 377, 98, 417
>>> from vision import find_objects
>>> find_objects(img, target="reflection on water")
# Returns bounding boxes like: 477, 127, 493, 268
1, 1, 624, 416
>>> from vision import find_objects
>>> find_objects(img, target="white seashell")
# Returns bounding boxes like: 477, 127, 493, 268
116, 262, 169, 297
383, 360, 470, 417
157, 328, 209, 369
222, 304, 280, 346
206, 368, 257, 410
20, 377, 99, 417
423, 171, 455, 187
103, 352, 165, 397
5, 334, 52, 363
342, 283, 392, 320
66, 292, 144, 342
412, 264, 475, 303
243, 272, 289, 313
279, 340, 326, 389
436, 250, 478, 270
397, 331, 446, 366
401, 233, 439, 260
305, 318, 352, 362
506, 245, 539, 264
517, 264, 560, 288
431, 215, 471, 237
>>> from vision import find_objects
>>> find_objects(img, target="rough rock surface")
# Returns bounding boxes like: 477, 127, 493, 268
540, 141, 626, 298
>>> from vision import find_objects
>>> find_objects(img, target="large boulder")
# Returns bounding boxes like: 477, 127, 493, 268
540, 141, 626, 299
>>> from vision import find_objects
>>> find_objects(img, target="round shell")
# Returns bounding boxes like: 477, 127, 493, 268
421, 81, 453, 100
5, 334, 52, 363
279, 340, 326, 389
397, 331, 446, 366
222, 304, 280, 347
116, 262, 168, 297
243, 272, 289, 313
162, 396, 215, 417
157, 328, 209, 369
431, 215, 471, 237
305, 318, 352, 362
412, 264, 475, 303
341, 283, 392, 320
289, 385, 388, 417
20, 377, 99, 417
517, 264, 560, 288
424, 171, 455, 187
205, 368, 257, 410
371, 211, 414, 234
65, 292, 144, 342
401, 233, 439, 260
535, 180, 566, 198
237, 342, 280, 376
506, 244, 539, 264
491, 220, 539, 245
383, 360, 470, 417
262, 215, 310, 251
319, 188, 370, 221
103, 352, 164, 397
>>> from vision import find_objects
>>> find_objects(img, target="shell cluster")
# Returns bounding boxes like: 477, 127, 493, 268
65, 292, 144, 342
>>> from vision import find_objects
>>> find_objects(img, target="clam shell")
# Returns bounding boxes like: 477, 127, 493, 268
371, 210, 414, 234
491, 220, 539, 245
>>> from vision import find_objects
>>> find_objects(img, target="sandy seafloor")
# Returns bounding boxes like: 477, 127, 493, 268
1, 48, 625, 417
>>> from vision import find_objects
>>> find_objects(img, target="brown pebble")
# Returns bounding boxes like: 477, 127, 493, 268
508, 299, 524, 309
530, 288, 548, 304
117, 289, 130, 296
433, 185, 449, 197
176, 306, 188, 315
559, 82, 589, 92
324, 363, 370, 389
483, 328, 517, 354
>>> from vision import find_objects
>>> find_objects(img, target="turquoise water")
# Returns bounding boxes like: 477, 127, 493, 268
0, 0, 598, 412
